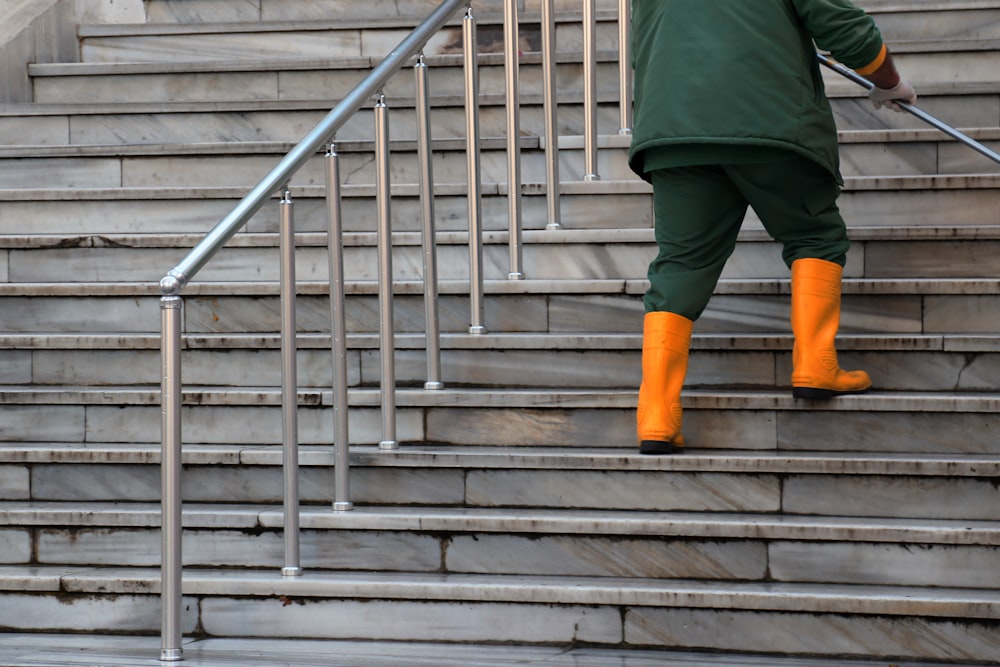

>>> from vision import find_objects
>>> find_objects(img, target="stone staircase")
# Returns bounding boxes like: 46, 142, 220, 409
0, 0, 999, 663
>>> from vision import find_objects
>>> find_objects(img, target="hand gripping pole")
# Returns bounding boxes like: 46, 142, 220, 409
816, 52, 1000, 167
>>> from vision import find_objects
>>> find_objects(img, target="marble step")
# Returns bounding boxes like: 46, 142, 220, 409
2, 500, 999, 588
134, 0, 1000, 29
2, 131, 998, 194
0, 181, 654, 235
3, 85, 998, 146
71, 11, 1000, 67
1, 174, 998, 236
138, 0, 626, 24
0, 386, 997, 454
74, 10, 624, 64
0, 565, 997, 661
28, 52, 626, 107
0, 276, 998, 336
7, 224, 1000, 284
0, 135, 640, 189
2, 332, 999, 393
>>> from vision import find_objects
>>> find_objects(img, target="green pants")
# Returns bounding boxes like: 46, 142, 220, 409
644, 155, 850, 319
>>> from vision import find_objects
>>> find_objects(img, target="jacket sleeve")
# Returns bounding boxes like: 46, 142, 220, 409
790, 0, 885, 71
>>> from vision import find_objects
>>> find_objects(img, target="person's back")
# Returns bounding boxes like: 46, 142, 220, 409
630, 0, 886, 183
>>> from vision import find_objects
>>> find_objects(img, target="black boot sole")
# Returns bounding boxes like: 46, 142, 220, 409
639, 440, 682, 455
792, 386, 872, 400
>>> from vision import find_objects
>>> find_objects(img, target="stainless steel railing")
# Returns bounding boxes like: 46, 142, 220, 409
156, 0, 634, 660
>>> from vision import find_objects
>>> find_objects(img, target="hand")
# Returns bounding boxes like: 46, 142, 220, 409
869, 80, 917, 112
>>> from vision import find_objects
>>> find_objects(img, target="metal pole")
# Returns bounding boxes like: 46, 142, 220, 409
504, 0, 525, 280
375, 94, 398, 450
159, 295, 183, 662
464, 7, 487, 335
583, 0, 600, 181
618, 0, 632, 135
415, 55, 444, 391
541, 0, 562, 230
817, 52, 1000, 167
279, 190, 302, 576
325, 144, 353, 511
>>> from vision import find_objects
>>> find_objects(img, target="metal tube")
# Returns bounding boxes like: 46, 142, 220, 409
279, 191, 302, 576
159, 295, 183, 662
325, 145, 353, 511
159, 0, 469, 295
817, 52, 1000, 167
583, 0, 600, 181
415, 56, 444, 391
375, 95, 398, 450
541, 0, 562, 230
464, 7, 487, 335
618, 0, 632, 135
504, 0, 525, 280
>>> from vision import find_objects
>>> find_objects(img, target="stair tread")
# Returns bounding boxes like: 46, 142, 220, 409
1, 443, 997, 473
4, 565, 998, 616
1, 277, 1000, 296
2, 499, 997, 544
0, 385, 998, 411
1, 331, 999, 351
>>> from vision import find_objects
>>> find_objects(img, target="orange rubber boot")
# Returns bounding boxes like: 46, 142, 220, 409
637, 311, 693, 454
790, 258, 872, 399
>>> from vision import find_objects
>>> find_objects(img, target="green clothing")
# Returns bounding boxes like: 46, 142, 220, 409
644, 157, 849, 319
629, 0, 885, 184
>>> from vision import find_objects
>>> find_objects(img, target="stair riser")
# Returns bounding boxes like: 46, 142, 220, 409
1, 590, 995, 662
1, 401, 996, 454
78, 20, 621, 64
0, 104, 626, 146
0, 292, 996, 337
4, 526, 996, 591
8, 236, 1000, 283
144, 0, 622, 23
5, 186, 1000, 236
32, 60, 625, 106
11, 347, 1000, 394
0, 144, 638, 190
5, 137, 999, 192
4, 458, 998, 516
5, 93, 998, 146
138, 0, 1000, 45
0, 191, 654, 235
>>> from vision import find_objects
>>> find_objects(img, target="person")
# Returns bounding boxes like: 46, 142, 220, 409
629, 0, 917, 455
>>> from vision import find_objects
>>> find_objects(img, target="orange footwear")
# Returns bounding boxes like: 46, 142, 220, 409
790, 258, 872, 399
637, 311, 693, 454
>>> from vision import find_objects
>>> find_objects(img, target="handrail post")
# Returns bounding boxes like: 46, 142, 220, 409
375, 94, 398, 450
504, 0, 525, 280
326, 143, 353, 511
618, 0, 632, 135
541, 0, 562, 230
159, 294, 183, 662
415, 55, 444, 391
583, 0, 600, 181
279, 189, 303, 576
464, 6, 487, 335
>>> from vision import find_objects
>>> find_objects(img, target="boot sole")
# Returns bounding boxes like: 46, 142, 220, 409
792, 385, 872, 400
639, 440, 682, 455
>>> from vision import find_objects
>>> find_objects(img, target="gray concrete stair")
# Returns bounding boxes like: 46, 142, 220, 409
0, 0, 999, 662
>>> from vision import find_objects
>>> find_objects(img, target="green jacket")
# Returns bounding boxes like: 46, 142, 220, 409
629, 0, 885, 184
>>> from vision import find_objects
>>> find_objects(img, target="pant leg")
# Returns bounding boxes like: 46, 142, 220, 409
645, 165, 749, 320
725, 156, 850, 267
